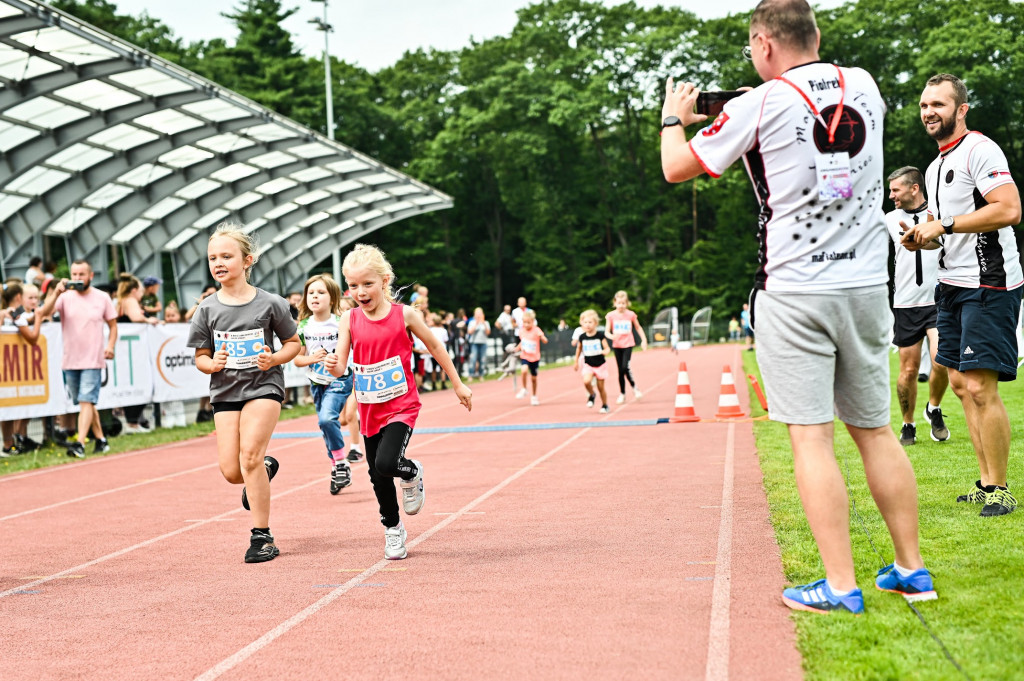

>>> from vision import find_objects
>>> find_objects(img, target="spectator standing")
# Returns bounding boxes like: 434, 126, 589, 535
467, 307, 491, 379
884, 166, 949, 446
114, 274, 160, 434
141, 276, 162, 318
511, 297, 531, 338
163, 300, 182, 323
36, 260, 117, 458
902, 73, 1023, 517
740, 303, 754, 351
24, 257, 44, 287
662, 0, 933, 613
495, 304, 514, 345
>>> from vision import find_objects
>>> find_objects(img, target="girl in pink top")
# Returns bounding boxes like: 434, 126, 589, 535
605, 290, 648, 404
514, 310, 548, 405
327, 244, 472, 560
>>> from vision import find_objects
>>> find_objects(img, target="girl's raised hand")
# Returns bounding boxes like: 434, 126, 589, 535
455, 383, 473, 412
311, 347, 328, 363
323, 352, 338, 370
211, 342, 229, 372
256, 344, 275, 371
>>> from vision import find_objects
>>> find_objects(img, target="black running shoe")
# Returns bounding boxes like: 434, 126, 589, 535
924, 405, 950, 442
586, 394, 595, 408
242, 456, 279, 511
244, 530, 279, 563
1, 444, 20, 458
330, 462, 352, 495
14, 434, 40, 452
899, 423, 916, 446
66, 442, 86, 459
346, 447, 364, 464
94, 438, 110, 454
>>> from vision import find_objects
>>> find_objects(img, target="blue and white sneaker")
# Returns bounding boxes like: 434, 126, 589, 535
875, 564, 937, 602
782, 578, 864, 614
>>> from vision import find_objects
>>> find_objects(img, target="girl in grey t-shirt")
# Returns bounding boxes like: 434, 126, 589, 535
188, 226, 300, 564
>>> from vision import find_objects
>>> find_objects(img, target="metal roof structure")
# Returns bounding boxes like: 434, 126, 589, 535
0, 0, 452, 301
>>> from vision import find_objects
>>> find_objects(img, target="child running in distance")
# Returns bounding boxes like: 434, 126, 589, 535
605, 290, 648, 404
574, 310, 611, 413
188, 224, 300, 564
514, 309, 548, 406
338, 295, 364, 464
293, 274, 353, 496
325, 244, 472, 560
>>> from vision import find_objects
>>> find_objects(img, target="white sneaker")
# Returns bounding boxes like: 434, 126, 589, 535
616, 394, 625, 404
384, 522, 407, 560
530, 396, 540, 406
634, 388, 643, 399
124, 423, 151, 435
516, 388, 527, 399
400, 460, 425, 514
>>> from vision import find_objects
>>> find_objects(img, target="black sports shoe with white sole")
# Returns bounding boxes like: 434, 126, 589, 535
244, 530, 279, 563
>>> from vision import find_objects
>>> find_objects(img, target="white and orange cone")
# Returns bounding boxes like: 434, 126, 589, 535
670, 362, 701, 423
715, 365, 747, 419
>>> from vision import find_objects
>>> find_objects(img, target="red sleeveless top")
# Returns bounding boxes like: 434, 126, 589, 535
349, 303, 421, 437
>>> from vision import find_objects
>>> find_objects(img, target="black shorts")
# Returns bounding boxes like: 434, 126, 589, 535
935, 284, 1022, 381
520, 359, 539, 376
892, 305, 937, 348
211, 393, 284, 414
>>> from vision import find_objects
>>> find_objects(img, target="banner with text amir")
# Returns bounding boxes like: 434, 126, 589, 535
0, 323, 306, 420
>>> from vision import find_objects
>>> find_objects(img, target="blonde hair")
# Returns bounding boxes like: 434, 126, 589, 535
209, 223, 259, 281
342, 244, 396, 303
339, 295, 355, 312
579, 309, 599, 324
522, 309, 537, 322
613, 290, 630, 306
298, 273, 343, 321
115, 273, 141, 304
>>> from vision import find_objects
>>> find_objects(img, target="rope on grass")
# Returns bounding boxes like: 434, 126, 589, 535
838, 451, 973, 681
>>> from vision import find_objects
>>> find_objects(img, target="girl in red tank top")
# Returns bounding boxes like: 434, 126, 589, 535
326, 244, 472, 560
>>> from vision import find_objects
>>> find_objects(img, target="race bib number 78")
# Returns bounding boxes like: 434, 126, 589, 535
352, 355, 409, 404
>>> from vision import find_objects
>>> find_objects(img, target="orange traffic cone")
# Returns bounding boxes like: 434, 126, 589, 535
670, 362, 701, 423
715, 365, 747, 419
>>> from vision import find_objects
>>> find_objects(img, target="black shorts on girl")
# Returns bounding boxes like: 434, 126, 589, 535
212, 393, 284, 414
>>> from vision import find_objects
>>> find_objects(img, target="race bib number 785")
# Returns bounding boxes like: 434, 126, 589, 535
213, 329, 265, 369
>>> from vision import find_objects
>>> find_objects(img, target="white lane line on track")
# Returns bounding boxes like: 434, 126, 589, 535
0, 436, 320, 522
704, 346, 744, 681
0, 431, 453, 600
191, 427, 592, 681
0, 438, 199, 484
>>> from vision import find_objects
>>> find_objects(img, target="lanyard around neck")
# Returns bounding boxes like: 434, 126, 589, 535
776, 65, 845, 144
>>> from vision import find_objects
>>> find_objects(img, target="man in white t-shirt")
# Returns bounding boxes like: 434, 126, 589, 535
902, 73, 1023, 517
884, 166, 949, 446
661, 0, 932, 614
510, 297, 530, 338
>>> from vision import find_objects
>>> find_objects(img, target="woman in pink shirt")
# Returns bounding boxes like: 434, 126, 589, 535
327, 244, 472, 560
605, 290, 648, 404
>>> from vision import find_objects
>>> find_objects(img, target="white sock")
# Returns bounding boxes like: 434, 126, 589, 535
893, 563, 917, 577
826, 580, 852, 597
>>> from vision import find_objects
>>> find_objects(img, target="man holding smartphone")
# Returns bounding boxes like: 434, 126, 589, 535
661, 0, 933, 614
37, 260, 117, 458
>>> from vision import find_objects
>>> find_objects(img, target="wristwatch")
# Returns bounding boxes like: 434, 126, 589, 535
941, 215, 955, 234
661, 116, 683, 129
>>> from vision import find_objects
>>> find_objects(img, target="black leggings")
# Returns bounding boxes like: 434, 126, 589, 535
365, 422, 417, 528
613, 347, 635, 393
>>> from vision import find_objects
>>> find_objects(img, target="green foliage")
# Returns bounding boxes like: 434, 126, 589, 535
53, 0, 1024, 327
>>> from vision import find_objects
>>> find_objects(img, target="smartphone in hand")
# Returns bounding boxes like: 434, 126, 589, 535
696, 90, 744, 117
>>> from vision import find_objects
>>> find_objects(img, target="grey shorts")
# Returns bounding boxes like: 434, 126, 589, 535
753, 285, 892, 428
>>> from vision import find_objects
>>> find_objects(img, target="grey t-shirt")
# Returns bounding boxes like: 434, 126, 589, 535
467, 318, 490, 344
187, 288, 297, 403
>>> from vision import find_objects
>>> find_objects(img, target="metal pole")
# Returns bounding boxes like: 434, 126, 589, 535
322, 0, 334, 140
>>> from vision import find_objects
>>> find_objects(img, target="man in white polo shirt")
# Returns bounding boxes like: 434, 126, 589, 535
884, 166, 950, 446
661, 0, 932, 614
902, 73, 1022, 517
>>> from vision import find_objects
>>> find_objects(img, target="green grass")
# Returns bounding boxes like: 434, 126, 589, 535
745, 349, 1024, 681
0, 404, 317, 476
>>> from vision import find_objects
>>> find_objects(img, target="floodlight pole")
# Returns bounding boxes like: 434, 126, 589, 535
309, 0, 335, 141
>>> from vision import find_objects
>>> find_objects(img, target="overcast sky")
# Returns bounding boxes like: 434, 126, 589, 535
111, 0, 849, 72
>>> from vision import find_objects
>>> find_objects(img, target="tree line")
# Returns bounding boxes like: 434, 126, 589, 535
53, 0, 1024, 329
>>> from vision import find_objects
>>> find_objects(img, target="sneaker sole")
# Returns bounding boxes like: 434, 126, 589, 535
980, 505, 1016, 517
923, 407, 950, 442
385, 550, 407, 560
876, 585, 938, 602
244, 546, 280, 563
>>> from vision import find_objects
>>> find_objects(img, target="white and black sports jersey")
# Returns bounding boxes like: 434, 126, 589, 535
925, 131, 1022, 290
689, 62, 888, 293
885, 205, 940, 307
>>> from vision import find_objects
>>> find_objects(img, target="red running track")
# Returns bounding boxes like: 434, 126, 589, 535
1, 345, 802, 681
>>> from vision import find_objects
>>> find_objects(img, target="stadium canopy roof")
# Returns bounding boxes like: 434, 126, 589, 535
0, 0, 452, 300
